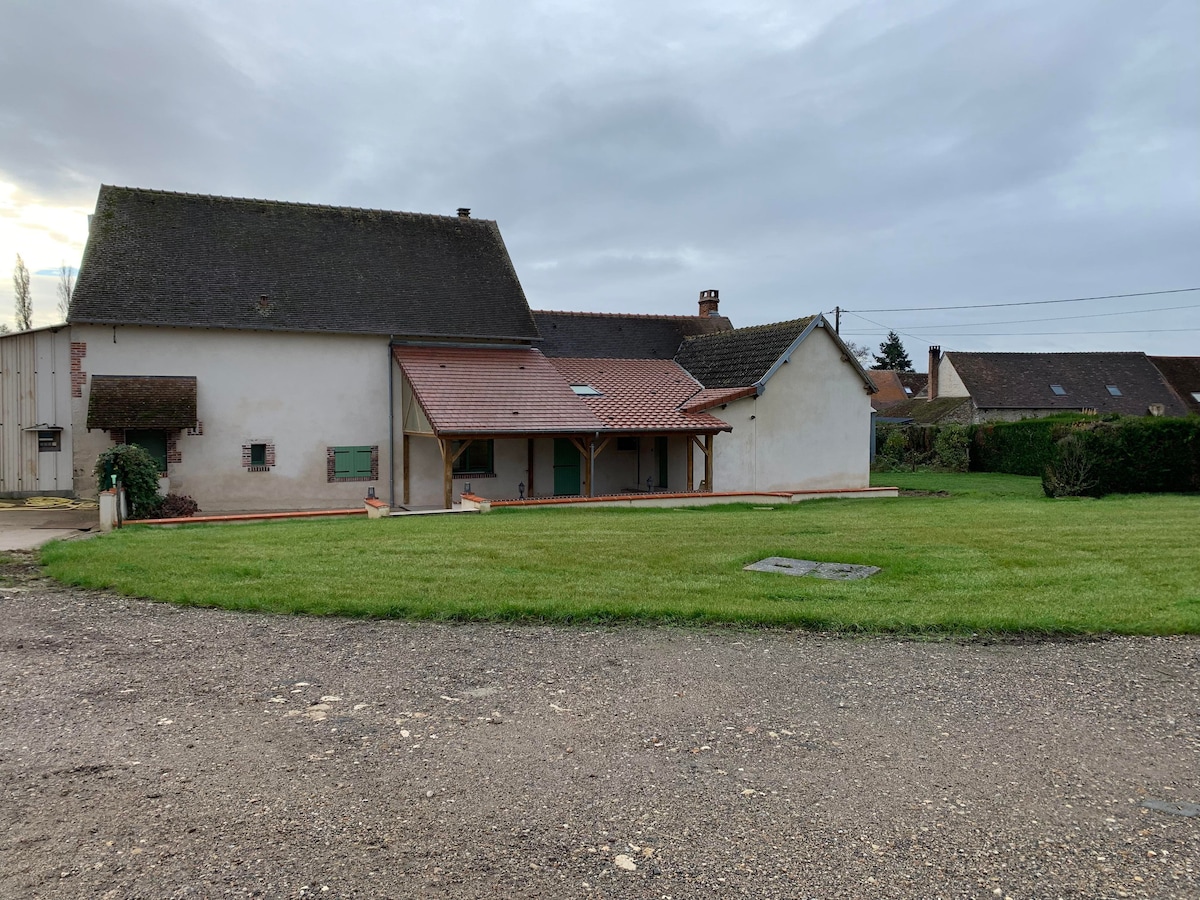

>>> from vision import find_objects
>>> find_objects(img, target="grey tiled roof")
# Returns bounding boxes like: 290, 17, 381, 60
674, 317, 817, 389
946, 352, 1188, 416
87, 375, 198, 430
1149, 357, 1200, 415
532, 310, 733, 359
71, 186, 540, 340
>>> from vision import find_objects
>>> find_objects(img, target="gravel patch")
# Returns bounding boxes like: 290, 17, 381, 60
2, 569, 1198, 899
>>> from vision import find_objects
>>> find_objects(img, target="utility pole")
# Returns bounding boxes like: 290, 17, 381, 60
834, 306, 840, 334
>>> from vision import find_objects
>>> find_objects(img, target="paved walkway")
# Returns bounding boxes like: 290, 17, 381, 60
0, 502, 98, 551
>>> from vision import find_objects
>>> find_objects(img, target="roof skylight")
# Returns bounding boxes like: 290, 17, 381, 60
1050, 384, 1067, 395
571, 384, 602, 396
1106, 385, 1122, 396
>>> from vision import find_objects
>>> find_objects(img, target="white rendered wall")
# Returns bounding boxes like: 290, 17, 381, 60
700, 324, 873, 492
937, 356, 971, 398
71, 326, 391, 510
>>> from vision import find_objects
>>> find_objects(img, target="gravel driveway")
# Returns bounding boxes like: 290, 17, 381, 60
2, 562, 1198, 899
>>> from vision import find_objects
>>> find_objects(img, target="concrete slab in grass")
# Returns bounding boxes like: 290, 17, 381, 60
745, 557, 880, 580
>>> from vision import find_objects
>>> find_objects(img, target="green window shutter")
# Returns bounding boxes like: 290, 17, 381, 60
352, 447, 373, 478
332, 446, 375, 479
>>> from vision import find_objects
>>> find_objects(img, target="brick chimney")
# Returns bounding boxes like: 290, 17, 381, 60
457, 207, 471, 218
928, 345, 941, 400
698, 289, 720, 317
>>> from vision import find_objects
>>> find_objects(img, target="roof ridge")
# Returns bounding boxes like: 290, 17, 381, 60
99, 184, 495, 224
533, 309, 725, 321
948, 350, 1146, 356
681, 315, 815, 342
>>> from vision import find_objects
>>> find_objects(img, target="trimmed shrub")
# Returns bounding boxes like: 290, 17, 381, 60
94, 444, 162, 518
142, 493, 202, 519
932, 425, 970, 472
1042, 434, 1099, 498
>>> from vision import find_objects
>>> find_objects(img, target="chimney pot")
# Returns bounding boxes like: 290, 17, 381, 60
457, 207, 471, 218
698, 289, 720, 318
928, 345, 941, 401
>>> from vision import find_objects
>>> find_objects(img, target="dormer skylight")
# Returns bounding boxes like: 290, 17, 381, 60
1050, 384, 1067, 396
1106, 385, 1122, 396
571, 384, 602, 396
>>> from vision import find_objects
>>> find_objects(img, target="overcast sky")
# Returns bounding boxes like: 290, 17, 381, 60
1, 0, 1197, 363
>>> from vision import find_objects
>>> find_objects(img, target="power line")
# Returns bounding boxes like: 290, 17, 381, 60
867, 301, 1200, 331
844, 292, 1200, 316
841, 327, 1200, 337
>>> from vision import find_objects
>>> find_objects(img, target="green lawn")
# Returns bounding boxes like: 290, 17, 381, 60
40, 473, 1200, 635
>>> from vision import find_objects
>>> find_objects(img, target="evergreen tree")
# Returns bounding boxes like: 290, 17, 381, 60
872, 331, 913, 371
13, 253, 32, 331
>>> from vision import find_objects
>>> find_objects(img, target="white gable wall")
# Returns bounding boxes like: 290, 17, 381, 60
936, 356, 971, 397
71, 326, 391, 510
701, 323, 872, 492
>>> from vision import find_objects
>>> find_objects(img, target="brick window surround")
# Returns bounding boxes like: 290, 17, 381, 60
243, 441, 276, 473
327, 445, 379, 482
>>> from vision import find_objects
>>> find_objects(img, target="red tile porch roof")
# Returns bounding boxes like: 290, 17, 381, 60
549, 357, 731, 433
394, 345, 604, 435
681, 386, 758, 413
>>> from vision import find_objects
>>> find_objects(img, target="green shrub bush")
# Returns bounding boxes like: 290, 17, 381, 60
94, 444, 162, 518
932, 425, 970, 472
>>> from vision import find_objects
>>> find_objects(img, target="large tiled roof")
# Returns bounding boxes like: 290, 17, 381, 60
549, 358, 731, 433
86, 375, 198, 430
1149, 357, 1200, 415
674, 317, 817, 389
898, 372, 928, 398
533, 310, 733, 359
867, 370, 911, 409
394, 346, 602, 436
946, 352, 1188, 416
71, 186, 540, 340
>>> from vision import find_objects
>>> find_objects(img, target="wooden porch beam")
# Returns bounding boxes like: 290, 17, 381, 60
402, 434, 410, 506
704, 433, 714, 492
441, 439, 453, 509
686, 436, 694, 492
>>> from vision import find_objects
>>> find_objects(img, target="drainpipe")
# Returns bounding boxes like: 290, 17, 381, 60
388, 337, 396, 507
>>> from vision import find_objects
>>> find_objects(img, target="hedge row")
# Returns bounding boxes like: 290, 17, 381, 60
876, 415, 1200, 497
967, 414, 1090, 476
1042, 417, 1200, 497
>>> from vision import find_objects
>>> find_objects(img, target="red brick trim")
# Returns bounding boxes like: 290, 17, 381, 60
70, 342, 87, 398
242, 441, 275, 472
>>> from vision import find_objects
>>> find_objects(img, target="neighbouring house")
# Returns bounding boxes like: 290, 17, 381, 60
1148, 357, 1200, 416
925, 345, 1189, 423
0, 185, 879, 509
866, 370, 913, 411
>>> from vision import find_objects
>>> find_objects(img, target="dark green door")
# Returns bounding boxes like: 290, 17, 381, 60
656, 437, 668, 490
553, 439, 580, 496
125, 429, 168, 474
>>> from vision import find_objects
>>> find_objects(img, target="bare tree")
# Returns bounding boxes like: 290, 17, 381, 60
56, 262, 74, 321
13, 253, 32, 331
842, 340, 872, 367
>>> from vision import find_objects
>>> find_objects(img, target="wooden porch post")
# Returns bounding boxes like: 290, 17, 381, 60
686, 435, 694, 492
402, 434, 411, 506
704, 433, 714, 492
440, 439, 453, 509
527, 438, 535, 498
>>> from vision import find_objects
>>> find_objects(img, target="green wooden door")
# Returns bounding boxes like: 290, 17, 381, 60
656, 437, 668, 490
553, 439, 580, 496
125, 429, 168, 474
